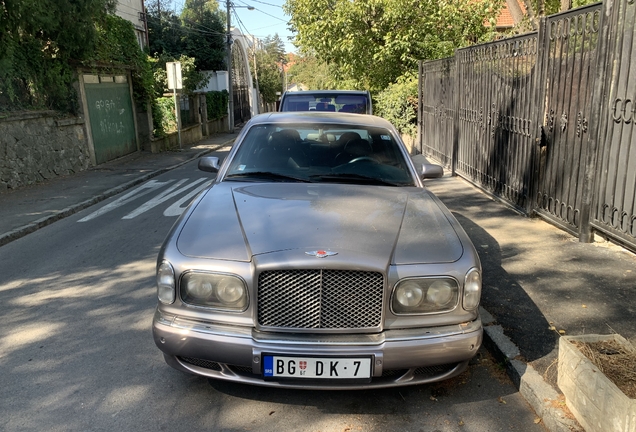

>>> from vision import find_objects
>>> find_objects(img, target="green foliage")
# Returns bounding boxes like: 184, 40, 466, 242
284, 0, 502, 92
154, 96, 177, 136
374, 74, 418, 136
180, 0, 226, 71
253, 35, 287, 103
147, 0, 226, 72
93, 15, 156, 105
0, 0, 116, 111
286, 54, 336, 90
264, 34, 287, 66
206, 90, 229, 120
152, 54, 206, 95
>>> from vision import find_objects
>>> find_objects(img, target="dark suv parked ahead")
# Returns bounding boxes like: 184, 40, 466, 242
279, 90, 372, 114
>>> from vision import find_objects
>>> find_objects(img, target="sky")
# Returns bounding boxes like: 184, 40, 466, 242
171, 0, 296, 53
230, 0, 296, 53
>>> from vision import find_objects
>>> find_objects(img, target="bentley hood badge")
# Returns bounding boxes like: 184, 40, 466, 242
305, 250, 338, 258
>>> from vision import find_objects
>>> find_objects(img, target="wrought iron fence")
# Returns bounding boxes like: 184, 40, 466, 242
535, 5, 602, 235
418, 0, 636, 251
588, 0, 636, 247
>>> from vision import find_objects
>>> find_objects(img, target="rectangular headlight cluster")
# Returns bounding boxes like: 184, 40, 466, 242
391, 277, 459, 314
180, 271, 248, 311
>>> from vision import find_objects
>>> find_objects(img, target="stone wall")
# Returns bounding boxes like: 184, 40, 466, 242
0, 111, 90, 192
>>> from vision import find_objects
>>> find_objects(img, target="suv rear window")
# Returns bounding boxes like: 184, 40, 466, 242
280, 93, 371, 114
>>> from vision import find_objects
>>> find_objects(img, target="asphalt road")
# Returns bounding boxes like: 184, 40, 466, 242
0, 148, 546, 432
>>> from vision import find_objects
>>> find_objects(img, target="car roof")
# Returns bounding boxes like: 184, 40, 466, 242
248, 112, 393, 128
282, 90, 370, 96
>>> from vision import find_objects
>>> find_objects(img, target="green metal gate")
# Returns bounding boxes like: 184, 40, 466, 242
84, 75, 137, 164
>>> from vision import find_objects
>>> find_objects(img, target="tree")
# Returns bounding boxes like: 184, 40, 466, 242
147, 0, 225, 71
180, 0, 226, 71
252, 34, 289, 103
284, 0, 502, 91
263, 34, 287, 66
286, 53, 335, 90
147, 3, 186, 59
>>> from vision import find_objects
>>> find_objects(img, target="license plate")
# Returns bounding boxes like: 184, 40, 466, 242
263, 355, 372, 379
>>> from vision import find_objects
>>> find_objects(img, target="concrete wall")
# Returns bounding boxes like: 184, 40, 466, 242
150, 123, 203, 153
0, 111, 91, 192
205, 117, 229, 135
198, 71, 229, 93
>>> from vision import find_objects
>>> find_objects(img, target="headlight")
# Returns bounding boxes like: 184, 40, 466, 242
463, 268, 481, 310
181, 272, 248, 311
392, 278, 458, 314
157, 261, 176, 304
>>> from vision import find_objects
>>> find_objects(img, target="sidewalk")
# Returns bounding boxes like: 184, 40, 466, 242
0, 131, 238, 247
1, 131, 635, 431
426, 175, 636, 432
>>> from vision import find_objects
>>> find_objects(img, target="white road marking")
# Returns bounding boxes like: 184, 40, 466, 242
163, 180, 213, 217
78, 180, 174, 222
122, 178, 208, 219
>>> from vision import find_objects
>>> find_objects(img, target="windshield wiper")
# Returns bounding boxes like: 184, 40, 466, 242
309, 173, 401, 186
225, 171, 312, 183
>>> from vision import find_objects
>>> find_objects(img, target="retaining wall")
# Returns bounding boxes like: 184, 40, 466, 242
0, 111, 90, 192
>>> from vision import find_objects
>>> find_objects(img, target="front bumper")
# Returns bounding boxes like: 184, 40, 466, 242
152, 309, 483, 389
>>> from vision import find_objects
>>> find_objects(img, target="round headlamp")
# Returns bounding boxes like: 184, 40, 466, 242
181, 272, 248, 311
392, 277, 459, 314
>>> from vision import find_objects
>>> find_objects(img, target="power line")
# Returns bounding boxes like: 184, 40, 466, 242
250, 22, 286, 31
251, 6, 288, 23
232, 2, 288, 23
236, 0, 283, 9
147, 14, 226, 37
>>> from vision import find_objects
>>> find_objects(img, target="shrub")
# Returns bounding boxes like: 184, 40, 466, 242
374, 75, 419, 137
206, 90, 229, 121
154, 97, 176, 136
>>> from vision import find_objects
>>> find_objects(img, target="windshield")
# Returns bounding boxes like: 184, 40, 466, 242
224, 123, 416, 186
281, 94, 370, 114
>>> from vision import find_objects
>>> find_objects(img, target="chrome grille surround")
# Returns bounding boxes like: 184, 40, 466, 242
258, 269, 384, 330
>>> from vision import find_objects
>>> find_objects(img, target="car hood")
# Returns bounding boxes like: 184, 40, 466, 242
176, 183, 463, 265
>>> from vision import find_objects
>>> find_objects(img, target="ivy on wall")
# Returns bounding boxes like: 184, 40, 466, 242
0, 0, 116, 112
206, 90, 229, 121
0, 2, 155, 114
153, 97, 177, 137
92, 14, 155, 106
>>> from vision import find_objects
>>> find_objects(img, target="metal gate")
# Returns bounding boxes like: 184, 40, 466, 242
455, 34, 539, 213
535, 4, 602, 235
84, 74, 137, 164
418, 0, 636, 251
419, 58, 456, 169
232, 44, 252, 126
589, 0, 636, 246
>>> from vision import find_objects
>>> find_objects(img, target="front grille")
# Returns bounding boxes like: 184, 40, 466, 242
414, 364, 457, 377
230, 365, 254, 374
382, 369, 409, 377
258, 269, 384, 329
179, 356, 222, 371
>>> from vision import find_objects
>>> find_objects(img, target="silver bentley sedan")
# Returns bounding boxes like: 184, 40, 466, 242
152, 112, 483, 389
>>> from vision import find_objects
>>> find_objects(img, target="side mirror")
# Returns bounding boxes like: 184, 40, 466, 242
198, 156, 220, 173
419, 163, 444, 180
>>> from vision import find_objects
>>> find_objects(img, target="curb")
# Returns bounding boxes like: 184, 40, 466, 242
480, 307, 582, 432
0, 141, 233, 248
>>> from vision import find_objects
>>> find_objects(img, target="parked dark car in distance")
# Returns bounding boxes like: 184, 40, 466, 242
279, 90, 373, 114
152, 112, 482, 389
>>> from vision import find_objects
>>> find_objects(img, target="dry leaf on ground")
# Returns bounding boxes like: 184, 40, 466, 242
571, 339, 636, 398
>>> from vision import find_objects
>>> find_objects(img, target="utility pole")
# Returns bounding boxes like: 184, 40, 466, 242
226, 0, 234, 133
252, 47, 261, 113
